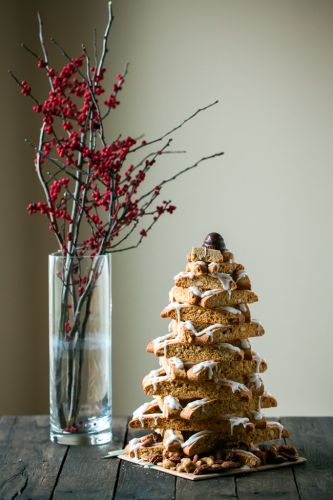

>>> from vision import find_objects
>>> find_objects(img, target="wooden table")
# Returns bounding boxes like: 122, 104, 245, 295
0, 416, 331, 499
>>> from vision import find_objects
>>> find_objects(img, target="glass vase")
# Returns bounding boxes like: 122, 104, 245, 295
49, 253, 112, 445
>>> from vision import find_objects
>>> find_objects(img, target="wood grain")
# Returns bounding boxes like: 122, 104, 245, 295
236, 418, 301, 500
0, 415, 67, 499
0, 416, 330, 499
114, 427, 176, 500
282, 416, 333, 500
52, 416, 128, 499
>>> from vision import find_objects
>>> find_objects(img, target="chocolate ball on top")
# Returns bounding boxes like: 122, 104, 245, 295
202, 232, 226, 252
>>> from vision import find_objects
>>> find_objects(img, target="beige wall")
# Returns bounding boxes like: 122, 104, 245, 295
1, 0, 332, 417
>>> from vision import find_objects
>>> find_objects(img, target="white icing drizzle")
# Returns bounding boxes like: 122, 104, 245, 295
220, 306, 242, 315
168, 357, 184, 370
188, 286, 202, 297
216, 273, 233, 291
258, 395, 262, 412
220, 379, 250, 394
188, 287, 229, 299
252, 409, 264, 420
148, 369, 170, 391
174, 271, 195, 280
149, 368, 164, 377
127, 437, 141, 461
163, 429, 183, 447
175, 267, 233, 292
208, 262, 219, 274
248, 373, 262, 390
232, 449, 259, 460
240, 339, 251, 350
132, 402, 153, 424
168, 287, 175, 302
267, 421, 284, 439
187, 397, 211, 409
153, 333, 173, 355
218, 342, 241, 353
192, 360, 218, 379
229, 416, 250, 436
235, 271, 248, 281
239, 303, 247, 313
181, 430, 213, 449
184, 321, 228, 338
164, 302, 185, 339
162, 395, 182, 415
252, 351, 264, 373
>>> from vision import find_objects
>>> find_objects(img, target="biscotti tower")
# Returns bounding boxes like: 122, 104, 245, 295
125, 232, 289, 465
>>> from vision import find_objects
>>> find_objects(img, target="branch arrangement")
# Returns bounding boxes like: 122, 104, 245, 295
11, 1, 224, 432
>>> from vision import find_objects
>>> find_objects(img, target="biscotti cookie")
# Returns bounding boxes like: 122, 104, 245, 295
181, 421, 289, 456
168, 319, 265, 345
158, 356, 267, 382
188, 247, 224, 263
185, 360, 263, 385
161, 303, 245, 324
129, 415, 255, 435
233, 269, 252, 290
219, 421, 289, 446
180, 394, 276, 420
147, 321, 264, 350
201, 290, 258, 309
152, 340, 244, 362
143, 373, 252, 401
170, 286, 257, 309
125, 437, 164, 461
174, 272, 236, 292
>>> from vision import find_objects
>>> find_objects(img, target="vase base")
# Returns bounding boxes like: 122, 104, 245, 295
50, 429, 112, 446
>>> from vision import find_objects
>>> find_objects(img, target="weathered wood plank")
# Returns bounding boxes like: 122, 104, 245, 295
52, 416, 128, 499
236, 466, 300, 500
176, 473, 236, 499
0, 416, 17, 463
235, 418, 300, 500
281, 417, 333, 500
113, 427, 176, 500
0, 415, 67, 500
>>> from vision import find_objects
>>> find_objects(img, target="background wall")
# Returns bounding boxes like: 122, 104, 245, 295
1, 0, 332, 417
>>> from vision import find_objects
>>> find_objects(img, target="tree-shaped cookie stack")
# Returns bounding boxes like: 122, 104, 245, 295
124, 233, 294, 474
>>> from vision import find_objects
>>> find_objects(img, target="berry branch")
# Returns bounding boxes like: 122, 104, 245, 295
11, 1, 224, 431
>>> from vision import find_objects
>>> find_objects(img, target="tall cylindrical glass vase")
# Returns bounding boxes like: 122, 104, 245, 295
49, 253, 112, 445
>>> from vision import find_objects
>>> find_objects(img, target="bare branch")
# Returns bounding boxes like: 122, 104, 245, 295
35, 123, 63, 247
93, 28, 98, 67
37, 12, 54, 91
109, 209, 164, 253
129, 100, 219, 154
97, 1, 113, 77
137, 151, 224, 204
21, 42, 39, 59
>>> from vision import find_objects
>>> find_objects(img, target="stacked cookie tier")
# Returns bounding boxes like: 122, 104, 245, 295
127, 243, 289, 460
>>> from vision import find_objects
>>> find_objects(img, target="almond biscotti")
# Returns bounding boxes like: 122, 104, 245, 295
170, 286, 258, 308
152, 340, 245, 362
157, 356, 267, 382
129, 415, 256, 434
168, 319, 264, 344
143, 373, 252, 401
160, 303, 245, 324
